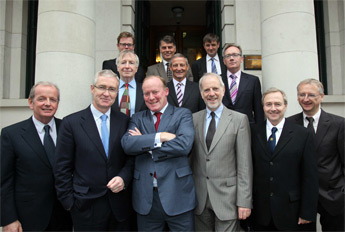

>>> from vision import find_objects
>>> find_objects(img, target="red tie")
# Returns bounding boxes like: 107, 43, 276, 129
154, 112, 162, 131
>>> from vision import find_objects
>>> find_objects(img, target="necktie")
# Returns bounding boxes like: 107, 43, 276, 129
101, 114, 109, 157
268, 127, 278, 153
206, 112, 216, 151
176, 82, 183, 107
211, 58, 217, 74
120, 83, 130, 116
306, 117, 315, 134
154, 112, 162, 131
166, 63, 172, 80
43, 125, 55, 166
229, 74, 238, 105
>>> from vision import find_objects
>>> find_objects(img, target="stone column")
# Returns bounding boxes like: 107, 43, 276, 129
261, 0, 319, 115
35, 0, 95, 117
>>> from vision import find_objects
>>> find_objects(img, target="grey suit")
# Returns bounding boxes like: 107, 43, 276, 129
190, 106, 253, 229
147, 62, 193, 82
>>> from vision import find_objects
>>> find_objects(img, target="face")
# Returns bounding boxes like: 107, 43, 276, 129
117, 53, 138, 83
117, 37, 135, 51
142, 76, 169, 112
203, 40, 220, 57
29, 85, 59, 124
200, 76, 225, 111
263, 92, 287, 126
160, 41, 176, 61
297, 83, 324, 116
91, 76, 119, 113
170, 57, 189, 82
223, 46, 243, 73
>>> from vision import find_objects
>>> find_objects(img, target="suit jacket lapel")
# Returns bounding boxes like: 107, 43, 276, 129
135, 83, 145, 113
222, 72, 233, 106
158, 104, 174, 132
159, 62, 167, 79
201, 57, 207, 74
255, 122, 271, 159
315, 110, 331, 150
80, 108, 108, 161
271, 121, 293, 159
168, 81, 179, 106
236, 73, 248, 103
196, 110, 208, 154
21, 118, 51, 168
182, 81, 192, 106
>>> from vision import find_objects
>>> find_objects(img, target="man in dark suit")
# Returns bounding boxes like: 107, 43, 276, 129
191, 33, 226, 83
167, 53, 205, 113
1, 82, 72, 231
222, 43, 264, 124
121, 75, 196, 231
288, 79, 344, 231
54, 70, 133, 231
102, 31, 145, 83
112, 50, 147, 116
146, 35, 193, 82
251, 87, 318, 231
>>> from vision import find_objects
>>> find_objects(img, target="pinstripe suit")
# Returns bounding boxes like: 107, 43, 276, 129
190, 106, 253, 230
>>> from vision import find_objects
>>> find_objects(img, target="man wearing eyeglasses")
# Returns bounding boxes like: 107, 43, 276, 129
221, 43, 264, 124
288, 79, 344, 232
54, 70, 134, 231
102, 31, 145, 83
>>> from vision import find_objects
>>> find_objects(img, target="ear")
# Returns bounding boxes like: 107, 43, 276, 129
28, 98, 34, 110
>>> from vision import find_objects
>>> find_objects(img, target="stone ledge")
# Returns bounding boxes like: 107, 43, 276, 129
0, 99, 28, 107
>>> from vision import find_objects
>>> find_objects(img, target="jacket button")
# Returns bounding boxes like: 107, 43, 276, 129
149, 173, 153, 176
270, 177, 273, 181
270, 192, 274, 196
206, 159, 210, 161
206, 176, 209, 179
270, 162, 274, 166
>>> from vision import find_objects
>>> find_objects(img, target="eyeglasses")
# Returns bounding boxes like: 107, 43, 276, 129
298, 93, 320, 99
94, 85, 118, 93
119, 43, 133, 48
224, 53, 241, 59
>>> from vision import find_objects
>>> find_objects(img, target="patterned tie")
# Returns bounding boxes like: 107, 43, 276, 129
268, 127, 278, 153
205, 112, 216, 151
120, 83, 130, 116
166, 63, 172, 80
176, 82, 183, 107
43, 125, 55, 166
306, 117, 315, 134
211, 57, 217, 74
101, 114, 109, 157
229, 74, 238, 104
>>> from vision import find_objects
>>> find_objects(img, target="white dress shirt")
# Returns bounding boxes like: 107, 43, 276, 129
303, 108, 321, 133
266, 118, 285, 145
90, 104, 111, 140
32, 116, 57, 145
206, 54, 222, 75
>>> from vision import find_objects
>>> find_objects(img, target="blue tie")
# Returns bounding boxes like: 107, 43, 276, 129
268, 127, 278, 153
101, 114, 109, 157
211, 58, 217, 74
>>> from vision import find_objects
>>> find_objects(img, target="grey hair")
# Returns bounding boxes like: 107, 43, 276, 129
29, 81, 60, 101
116, 50, 140, 68
199, 73, 225, 92
262, 87, 288, 105
297, 78, 324, 95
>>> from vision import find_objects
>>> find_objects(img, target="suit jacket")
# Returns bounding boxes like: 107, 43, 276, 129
54, 107, 134, 221
146, 62, 194, 82
251, 120, 319, 230
287, 110, 345, 216
103, 58, 145, 83
112, 81, 147, 114
1, 117, 72, 231
121, 104, 197, 216
222, 71, 264, 124
191, 56, 227, 83
167, 79, 205, 113
190, 106, 253, 221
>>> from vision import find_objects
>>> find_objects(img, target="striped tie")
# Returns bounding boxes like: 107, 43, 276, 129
166, 63, 173, 81
176, 82, 183, 107
211, 58, 217, 74
229, 74, 238, 104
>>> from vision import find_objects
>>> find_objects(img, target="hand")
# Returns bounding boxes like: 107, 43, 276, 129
160, 132, 176, 142
3, 220, 23, 232
129, 127, 142, 136
238, 207, 251, 220
107, 176, 125, 193
298, 217, 311, 224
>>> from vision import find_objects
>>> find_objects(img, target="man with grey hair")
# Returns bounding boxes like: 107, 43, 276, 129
54, 70, 134, 231
167, 53, 205, 113
288, 79, 344, 231
190, 72, 252, 231
221, 43, 264, 124
1, 82, 72, 231
251, 87, 318, 231
112, 50, 147, 117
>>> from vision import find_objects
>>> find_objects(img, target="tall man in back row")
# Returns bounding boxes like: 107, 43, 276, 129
121, 75, 197, 231
288, 79, 344, 231
222, 43, 264, 124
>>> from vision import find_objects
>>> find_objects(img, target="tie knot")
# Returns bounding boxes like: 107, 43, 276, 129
166, 63, 170, 67
210, 111, 215, 118
101, 114, 108, 122
230, 74, 236, 80
271, 127, 278, 134
154, 112, 162, 118
125, 83, 129, 88
210, 57, 215, 61
306, 117, 314, 123
44, 125, 50, 133
177, 82, 183, 87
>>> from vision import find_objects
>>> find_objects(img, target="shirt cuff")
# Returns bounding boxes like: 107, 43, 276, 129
154, 133, 162, 147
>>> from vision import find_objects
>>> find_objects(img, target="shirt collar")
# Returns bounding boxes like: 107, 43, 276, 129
172, 78, 187, 87
32, 115, 55, 132
150, 102, 169, 116
302, 107, 321, 122
206, 104, 224, 119
227, 70, 242, 79
90, 104, 111, 120
120, 78, 136, 89
267, 118, 285, 132
206, 54, 219, 62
